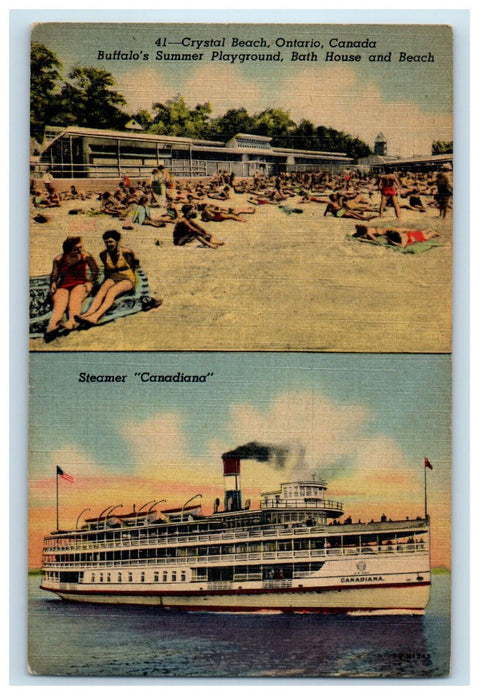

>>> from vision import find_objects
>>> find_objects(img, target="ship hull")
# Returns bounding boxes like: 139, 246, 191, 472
42, 581, 430, 615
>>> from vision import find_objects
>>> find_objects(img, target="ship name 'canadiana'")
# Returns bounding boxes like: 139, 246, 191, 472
41, 456, 431, 614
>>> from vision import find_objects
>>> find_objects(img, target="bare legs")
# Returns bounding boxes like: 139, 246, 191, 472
78, 279, 133, 325
46, 288, 69, 333
379, 194, 401, 220
46, 283, 92, 334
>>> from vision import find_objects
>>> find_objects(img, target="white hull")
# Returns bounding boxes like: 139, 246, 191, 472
48, 582, 430, 614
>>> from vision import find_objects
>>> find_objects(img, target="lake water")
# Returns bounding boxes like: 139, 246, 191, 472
28, 574, 450, 678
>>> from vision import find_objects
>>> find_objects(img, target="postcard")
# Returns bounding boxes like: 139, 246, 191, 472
28, 352, 451, 677
26, 19, 456, 680
29, 22, 453, 353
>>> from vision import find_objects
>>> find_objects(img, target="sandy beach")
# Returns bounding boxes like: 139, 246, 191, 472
29, 190, 452, 353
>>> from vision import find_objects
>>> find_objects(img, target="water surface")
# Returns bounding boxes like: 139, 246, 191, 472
28, 574, 450, 678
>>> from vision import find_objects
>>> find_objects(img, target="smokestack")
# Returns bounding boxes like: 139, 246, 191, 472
223, 457, 242, 511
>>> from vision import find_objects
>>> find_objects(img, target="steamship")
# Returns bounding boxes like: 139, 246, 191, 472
40, 455, 431, 614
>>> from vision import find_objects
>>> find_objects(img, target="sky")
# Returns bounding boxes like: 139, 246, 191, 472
29, 352, 451, 568
31, 22, 453, 158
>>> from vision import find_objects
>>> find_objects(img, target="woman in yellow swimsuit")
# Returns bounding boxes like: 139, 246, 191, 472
77, 230, 138, 326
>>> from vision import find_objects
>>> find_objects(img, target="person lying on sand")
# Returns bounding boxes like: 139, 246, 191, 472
324, 194, 375, 221
198, 203, 255, 222
352, 224, 440, 248
207, 185, 232, 201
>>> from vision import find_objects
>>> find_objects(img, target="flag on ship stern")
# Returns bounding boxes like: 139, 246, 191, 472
56, 466, 74, 482
424, 457, 433, 470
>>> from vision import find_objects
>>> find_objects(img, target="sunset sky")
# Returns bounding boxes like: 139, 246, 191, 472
29, 353, 451, 568
31, 22, 453, 158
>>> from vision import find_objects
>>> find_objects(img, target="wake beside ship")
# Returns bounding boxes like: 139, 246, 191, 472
41, 455, 431, 614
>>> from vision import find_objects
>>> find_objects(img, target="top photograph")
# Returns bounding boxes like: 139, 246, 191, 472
29, 23, 453, 352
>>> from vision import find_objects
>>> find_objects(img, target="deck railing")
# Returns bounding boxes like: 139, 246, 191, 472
260, 497, 343, 511
43, 520, 428, 554
42, 541, 428, 570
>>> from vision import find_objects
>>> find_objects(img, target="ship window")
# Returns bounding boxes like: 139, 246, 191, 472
118, 573, 122, 582
163, 571, 167, 582
99, 573, 104, 583
91, 573, 95, 583
128, 572, 133, 582
154, 571, 159, 582
181, 571, 186, 581
140, 572, 145, 582
107, 573, 111, 582
172, 571, 177, 582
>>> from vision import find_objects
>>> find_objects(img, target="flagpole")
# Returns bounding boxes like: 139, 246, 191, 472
424, 460, 428, 520
56, 468, 59, 531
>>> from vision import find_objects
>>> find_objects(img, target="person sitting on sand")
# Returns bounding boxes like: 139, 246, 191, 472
32, 190, 52, 208
173, 205, 225, 248
44, 187, 60, 207
352, 224, 440, 248
132, 196, 174, 227
44, 236, 99, 341
76, 230, 142, 327
100, 192, 127, 217
324, 194, 375, 221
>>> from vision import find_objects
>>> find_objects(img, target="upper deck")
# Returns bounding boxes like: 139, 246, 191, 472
260, 480, 344, 518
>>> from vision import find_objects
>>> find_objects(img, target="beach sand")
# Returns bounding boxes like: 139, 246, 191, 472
29, 192, 452, 353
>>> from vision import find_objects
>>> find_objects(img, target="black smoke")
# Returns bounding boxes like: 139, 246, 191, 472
221, 441, 291, 469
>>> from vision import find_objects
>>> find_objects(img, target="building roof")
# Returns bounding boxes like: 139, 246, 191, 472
40, 125, 352, 162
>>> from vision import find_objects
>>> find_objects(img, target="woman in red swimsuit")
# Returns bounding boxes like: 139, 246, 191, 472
44, 236, 98, 341
353, 225, 439, 248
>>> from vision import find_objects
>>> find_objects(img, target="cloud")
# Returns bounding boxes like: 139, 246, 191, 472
182, 64, 264, 115
33, 443, 106, 480
274, 65, 452, 157
116, 62, 451, 157
122, 412, 190, 473
206, 390, 427, 515
217, 389, 372, 476
116, 67, 177, 112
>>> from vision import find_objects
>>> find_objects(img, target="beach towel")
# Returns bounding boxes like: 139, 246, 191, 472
278, 205, 304, 215
348, 234, 443, 254
29, 265, 152, 338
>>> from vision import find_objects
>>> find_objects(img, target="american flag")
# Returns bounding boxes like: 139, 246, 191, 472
57, 466, 74, 483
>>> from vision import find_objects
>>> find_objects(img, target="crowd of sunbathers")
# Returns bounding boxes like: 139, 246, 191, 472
32, 164, 453, 235
34, 164, 451, 342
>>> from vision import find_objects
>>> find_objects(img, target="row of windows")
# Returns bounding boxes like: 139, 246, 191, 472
88, 570, 188, 584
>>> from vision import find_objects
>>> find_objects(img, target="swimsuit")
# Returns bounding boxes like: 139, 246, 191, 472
382, 186, 397, 197
58, 253, 90, 291
406, 230, 427, 245
104, 249, 136, 286
336, 207, 346, 218
132, 204, 150, 225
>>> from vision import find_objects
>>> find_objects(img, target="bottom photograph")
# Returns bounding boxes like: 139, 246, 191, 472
28, 352, 451, 678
